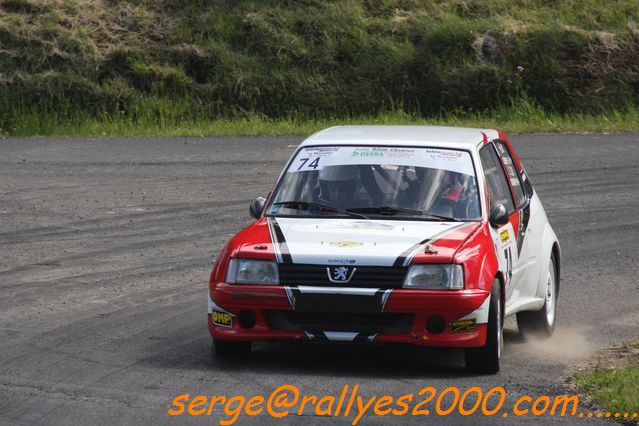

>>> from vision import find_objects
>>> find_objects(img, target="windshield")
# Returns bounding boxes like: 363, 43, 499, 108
266, 145, 481, 221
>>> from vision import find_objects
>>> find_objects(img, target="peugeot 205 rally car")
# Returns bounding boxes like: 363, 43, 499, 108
208, 126, 560, 373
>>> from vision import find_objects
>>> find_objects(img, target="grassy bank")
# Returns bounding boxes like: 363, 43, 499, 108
575, 341, 639, 424
1, 1, 639, 136
576, 365, 639, 422
4, 103, 639, 137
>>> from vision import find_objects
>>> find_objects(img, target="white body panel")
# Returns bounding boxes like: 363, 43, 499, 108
504, 190, 557, 317
271, 218, 465, 266
488, 221, 520, 303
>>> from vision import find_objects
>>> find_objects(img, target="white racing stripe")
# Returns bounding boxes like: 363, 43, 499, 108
296, 286, 380, 296
458, 295, 491, 324
274, 218, 465, 266
267, 217, 283, 263
323, 331, 360, 341
380, 289, 392, 310
208, 295, 232, 316
304, 331, 378, 342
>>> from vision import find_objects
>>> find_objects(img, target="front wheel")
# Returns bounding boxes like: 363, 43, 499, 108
516, 255, 557, 339
465, 279, 502, 374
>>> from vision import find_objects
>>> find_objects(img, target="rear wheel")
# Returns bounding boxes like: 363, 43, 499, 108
516, 255, 557, 339
211, 338, 251, 358
465, 279, 502, 374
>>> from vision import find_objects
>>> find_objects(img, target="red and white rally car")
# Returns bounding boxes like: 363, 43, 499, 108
208, 126, 560, 373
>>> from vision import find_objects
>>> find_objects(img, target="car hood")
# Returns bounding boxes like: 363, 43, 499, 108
260, 217, 479, 267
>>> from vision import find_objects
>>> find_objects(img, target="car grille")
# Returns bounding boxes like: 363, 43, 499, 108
278, 264, 407, 288
265, 310, 413, 334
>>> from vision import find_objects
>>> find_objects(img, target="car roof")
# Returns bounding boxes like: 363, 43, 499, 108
301, 125, 499, 150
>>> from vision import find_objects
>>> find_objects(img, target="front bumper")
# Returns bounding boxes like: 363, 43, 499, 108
208, 283, 490, 348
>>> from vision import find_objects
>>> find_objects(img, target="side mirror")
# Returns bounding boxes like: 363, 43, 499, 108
249, 196, 266, 219
489, 203, 509, 228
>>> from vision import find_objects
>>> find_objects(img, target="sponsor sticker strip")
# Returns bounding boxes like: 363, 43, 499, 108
291, 146, 476, 176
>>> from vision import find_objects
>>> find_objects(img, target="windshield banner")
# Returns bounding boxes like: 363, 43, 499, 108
292, 146, 475, 176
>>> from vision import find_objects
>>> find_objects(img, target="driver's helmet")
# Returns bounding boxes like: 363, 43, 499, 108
319, 165, 359, 209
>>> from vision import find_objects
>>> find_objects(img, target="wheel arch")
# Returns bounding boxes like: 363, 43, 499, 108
537, 223, 560, 300
551, 241, 561, 293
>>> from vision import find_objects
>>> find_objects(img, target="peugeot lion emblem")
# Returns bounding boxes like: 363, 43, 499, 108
327, 266, 357, 283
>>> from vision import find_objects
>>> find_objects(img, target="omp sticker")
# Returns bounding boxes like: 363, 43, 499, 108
451, 319, 477, 333
500, 229, 510, 243
212, 310, 232, 328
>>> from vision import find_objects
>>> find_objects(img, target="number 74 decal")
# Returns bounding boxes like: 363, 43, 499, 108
297, 157, 320, 171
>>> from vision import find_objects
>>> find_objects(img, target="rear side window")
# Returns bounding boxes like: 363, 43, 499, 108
480, 145, 515, 214
520, 170, 534, 198
495, 141, 527, 208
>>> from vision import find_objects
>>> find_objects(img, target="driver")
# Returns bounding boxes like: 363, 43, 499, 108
318, 165, 359, 211
431, 170, 467, 217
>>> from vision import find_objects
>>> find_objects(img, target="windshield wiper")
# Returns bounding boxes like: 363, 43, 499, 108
346, 206, 461, 221
272, 201, 369, 219
422, 213, 461, 222
274, 200, 336, 211
346, 205, 422, 216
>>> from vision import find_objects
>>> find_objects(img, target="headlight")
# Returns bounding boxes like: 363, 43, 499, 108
403, 264, 464, 290
226, 259, 279, 285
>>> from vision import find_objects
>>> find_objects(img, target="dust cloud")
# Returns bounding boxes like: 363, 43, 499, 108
508, 326, 596, 363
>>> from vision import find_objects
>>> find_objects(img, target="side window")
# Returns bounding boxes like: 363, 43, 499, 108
495, 141, 527, 208
480, 145, 515, 214
520, 170, 534, 198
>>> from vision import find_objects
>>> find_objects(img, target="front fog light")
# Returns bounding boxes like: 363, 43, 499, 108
226, 259, 279, 284
403, 264, 464, 290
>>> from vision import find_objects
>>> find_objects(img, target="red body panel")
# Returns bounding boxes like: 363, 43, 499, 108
209, 218, 275, 301
209, 282, 489, 347
410, 222, 479, 263
209, 218, 499, 349
208, 313, 488, 348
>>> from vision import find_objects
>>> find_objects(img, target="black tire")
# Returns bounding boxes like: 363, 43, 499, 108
211, 338, 251, 358
465, 279, 502, 374
516, 255, 557, 339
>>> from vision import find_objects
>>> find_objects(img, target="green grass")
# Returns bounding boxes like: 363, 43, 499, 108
575, 364, 639, 422
3, 104, 638, 137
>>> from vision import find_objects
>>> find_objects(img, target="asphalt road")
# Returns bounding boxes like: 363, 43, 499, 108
1, 133, 638, 425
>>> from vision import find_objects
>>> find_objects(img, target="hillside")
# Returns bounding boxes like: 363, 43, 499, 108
1, 0, 638, 134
